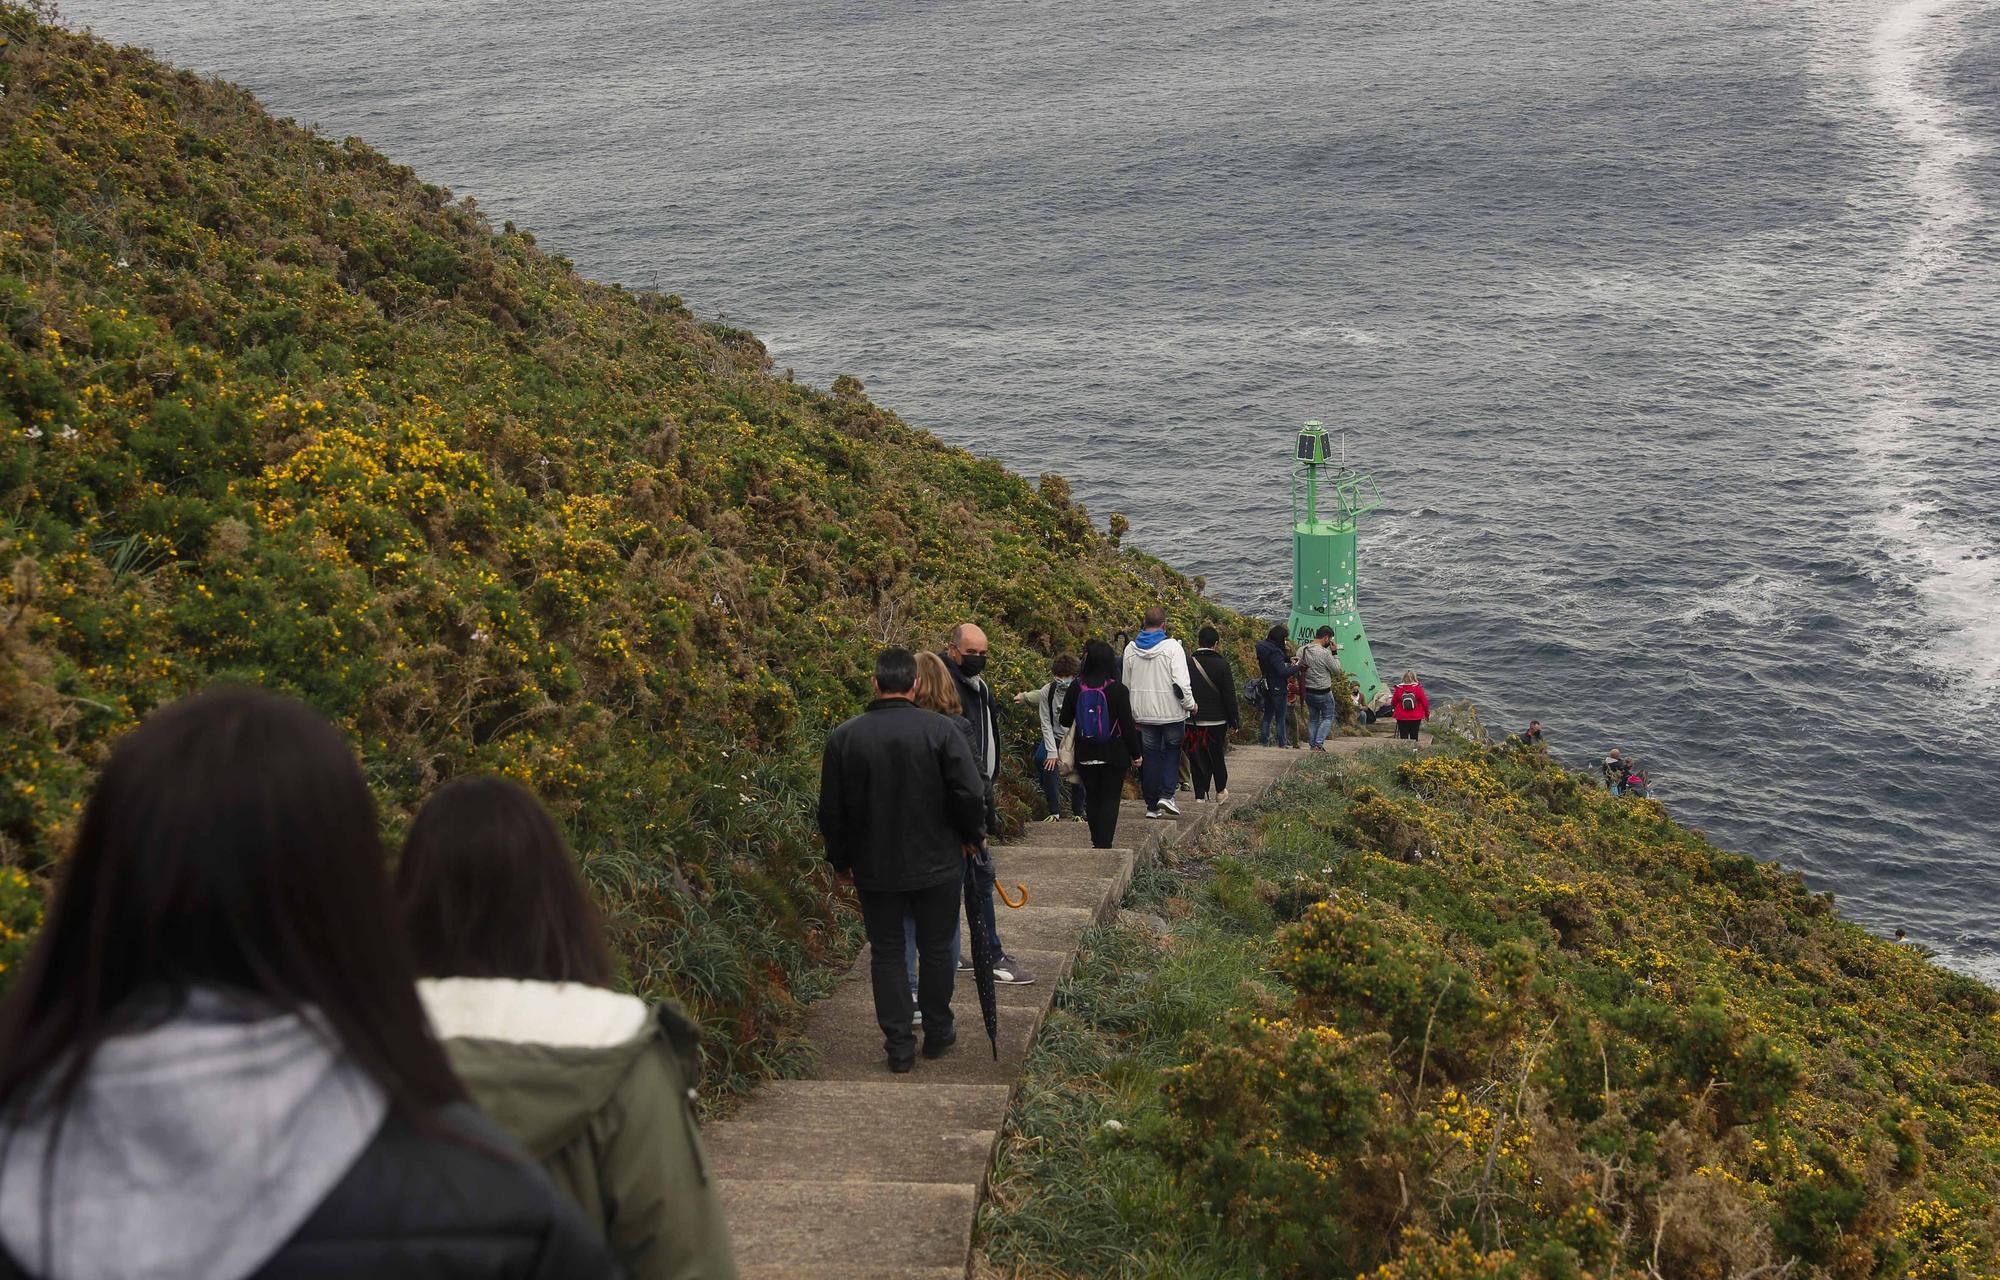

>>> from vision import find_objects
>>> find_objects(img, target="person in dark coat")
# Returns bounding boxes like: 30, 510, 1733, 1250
1187, 626, 1239, 802
941, 623, 1034, 986
1254, 624, 1302, 747
1059, 639, 1146, 850
819, 648, 988, 1071
0, 687, 615, 1280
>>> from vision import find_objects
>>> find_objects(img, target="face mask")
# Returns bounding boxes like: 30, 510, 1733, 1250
959, 654, 987, 678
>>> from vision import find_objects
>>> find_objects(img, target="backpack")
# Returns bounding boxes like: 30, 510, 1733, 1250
1399, 687, 1418, 713
1076, 681, 1117, 744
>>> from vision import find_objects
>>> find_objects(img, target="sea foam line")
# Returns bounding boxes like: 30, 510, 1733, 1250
1830, 0, 2000, 702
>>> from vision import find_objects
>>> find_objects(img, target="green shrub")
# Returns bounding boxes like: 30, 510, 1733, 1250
993, 744, 2000, 1278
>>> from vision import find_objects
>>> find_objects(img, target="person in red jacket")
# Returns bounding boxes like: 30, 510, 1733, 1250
1390, 669, 1429, 744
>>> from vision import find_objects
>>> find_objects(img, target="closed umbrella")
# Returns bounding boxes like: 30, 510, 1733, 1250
962, 848, 1002, 1060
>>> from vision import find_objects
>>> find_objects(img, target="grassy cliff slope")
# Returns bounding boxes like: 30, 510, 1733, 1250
979, 744, 2000, 1279
0, 6, 1257, 1086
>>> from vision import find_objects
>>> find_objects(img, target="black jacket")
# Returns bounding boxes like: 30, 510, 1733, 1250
1058, 680, 1144, 772
940, 652, 1001, 833
1189, 649, 1239, 727
939, 653, 997, 781
818, 698, 987, 891
0, 1104, 617, 1280
1255, 638, 1300, 688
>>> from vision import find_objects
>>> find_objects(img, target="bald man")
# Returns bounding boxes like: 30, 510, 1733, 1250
941, 623, 1035, 986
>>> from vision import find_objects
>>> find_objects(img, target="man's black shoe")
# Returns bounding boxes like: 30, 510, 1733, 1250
888, 1055, 915, 1074
921, 1030, 957, 1060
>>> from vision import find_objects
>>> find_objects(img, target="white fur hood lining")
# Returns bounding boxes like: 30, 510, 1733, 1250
417, 977, 650, 1050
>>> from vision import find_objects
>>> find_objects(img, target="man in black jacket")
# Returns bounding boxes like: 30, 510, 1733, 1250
942, 622, 1035, 986
819, 648, 987, 1071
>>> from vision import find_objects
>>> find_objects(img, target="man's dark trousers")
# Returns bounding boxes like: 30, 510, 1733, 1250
858, 880, 959, 1062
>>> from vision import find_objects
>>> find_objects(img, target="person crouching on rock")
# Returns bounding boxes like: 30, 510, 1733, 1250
819, 648, 987, 1073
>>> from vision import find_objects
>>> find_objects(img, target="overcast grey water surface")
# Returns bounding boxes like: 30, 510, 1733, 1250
67, 0, 2000, 980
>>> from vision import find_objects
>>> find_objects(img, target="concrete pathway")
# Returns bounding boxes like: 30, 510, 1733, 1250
708, 734, 1403, 1277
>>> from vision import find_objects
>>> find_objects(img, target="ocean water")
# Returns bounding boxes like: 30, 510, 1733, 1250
65, 0, 2000, 980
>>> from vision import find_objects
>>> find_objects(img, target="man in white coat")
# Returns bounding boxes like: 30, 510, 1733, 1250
1122, 605, 1198, 819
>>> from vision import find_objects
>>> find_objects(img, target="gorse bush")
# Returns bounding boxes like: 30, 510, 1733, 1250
981, 745, 2000, 1279
0, 5, 1257, 1089
1149, 746, 2000, 1278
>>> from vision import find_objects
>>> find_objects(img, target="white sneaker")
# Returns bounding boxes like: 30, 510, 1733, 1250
1158, 798, 1182, 816
1146, 808, 1164, 820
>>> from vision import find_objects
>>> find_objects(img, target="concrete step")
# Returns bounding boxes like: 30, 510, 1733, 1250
742, 1269, 964, 1280
720, 1180, 975, 1275
817, 949, 1066, 1014
1228, 745, 1302, 761
726, 1080, 1010, 1133
812, 995, 1040, 1083
974, 903, 1096, 955
1008, 820, 1141, 851
706, 1113, 997, 1185
1117, 801, 1198, 825
987, 847, 1136, 880
984, 867, 1129, 919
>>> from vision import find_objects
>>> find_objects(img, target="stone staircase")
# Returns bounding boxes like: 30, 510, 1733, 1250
707, 737, 1399, 1278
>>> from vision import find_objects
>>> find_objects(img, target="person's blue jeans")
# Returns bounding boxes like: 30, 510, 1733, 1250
1138, 721, 1186, 808
1305, 690, 1336, 748
1259, 688, 1289, 746
1033, 741, 1085, 817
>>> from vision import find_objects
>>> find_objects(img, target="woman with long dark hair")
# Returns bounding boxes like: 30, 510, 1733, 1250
0, 687, 613, 1280
1187, 625, 1239, 802
1059, 639, 1145, 849
399, 776, 738, 1280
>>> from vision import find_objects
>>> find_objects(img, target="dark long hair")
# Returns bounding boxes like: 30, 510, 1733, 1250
1079, 638, 1118, 684
0, 686, 464, 1131
397, 776, 615, 987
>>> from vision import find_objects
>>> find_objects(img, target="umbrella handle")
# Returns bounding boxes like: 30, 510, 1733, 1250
997, 882, 1028, 909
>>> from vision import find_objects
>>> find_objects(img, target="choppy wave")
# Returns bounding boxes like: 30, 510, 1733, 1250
1832, 0, 2000, 704
1675, 572, 1819, 633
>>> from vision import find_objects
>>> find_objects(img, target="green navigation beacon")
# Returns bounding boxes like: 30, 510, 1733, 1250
1289, 420, 1387, 703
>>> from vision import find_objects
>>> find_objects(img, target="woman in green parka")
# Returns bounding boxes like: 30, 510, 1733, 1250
398, 776, 738, 1280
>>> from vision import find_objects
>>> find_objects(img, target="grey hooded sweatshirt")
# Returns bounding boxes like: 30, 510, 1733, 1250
0, 989, 385, 1280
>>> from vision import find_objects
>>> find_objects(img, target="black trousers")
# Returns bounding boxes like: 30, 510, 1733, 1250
1077, 762, 1128, 849
1398, 719, 1422, 741
858, 880, 958, 1061
1189, 725, 1229, 798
